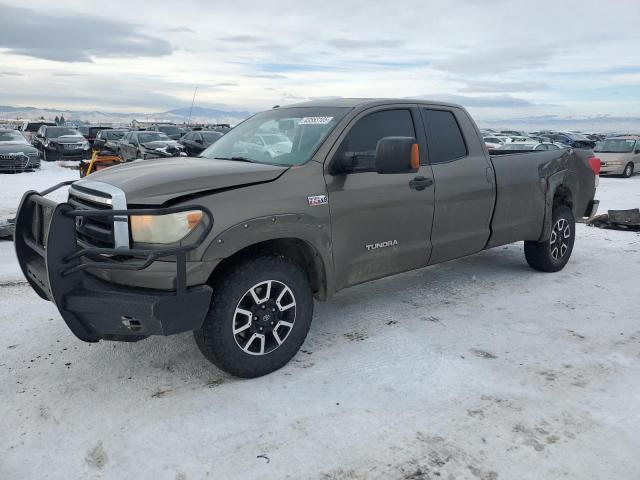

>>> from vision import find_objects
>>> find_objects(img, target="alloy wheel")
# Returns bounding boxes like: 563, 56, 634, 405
549, 218, 571, 260
232, 280, 296, 356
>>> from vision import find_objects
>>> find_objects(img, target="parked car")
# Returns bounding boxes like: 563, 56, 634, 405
78, 126, 112, 146
499, 142, 561, 151
18, 120, 56, 143
148, 124, 183, 140
546, 132, 596, 149
0, 129, 40, 172
594, 136, 640, 178
529, 135, 552, 143
180, 130, 224, 156
117, 131, 186, 161
483, 136, 504, 149
93, 129, 129, 153
234, 133, 293, 159
32, 126, 90, 161
15, 98, 600, 378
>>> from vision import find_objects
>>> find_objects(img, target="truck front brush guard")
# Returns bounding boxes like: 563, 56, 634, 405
14, 181, 214, 342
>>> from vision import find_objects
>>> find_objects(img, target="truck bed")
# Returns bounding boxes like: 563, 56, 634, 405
486, 148, 596, 248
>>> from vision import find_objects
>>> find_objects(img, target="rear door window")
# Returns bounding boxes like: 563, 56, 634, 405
423, 109, 467, 164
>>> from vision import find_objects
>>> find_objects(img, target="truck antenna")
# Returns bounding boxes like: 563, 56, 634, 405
188, 86, 198, 126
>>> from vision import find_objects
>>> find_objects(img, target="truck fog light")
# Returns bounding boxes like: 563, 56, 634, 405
130, 210, 203, 244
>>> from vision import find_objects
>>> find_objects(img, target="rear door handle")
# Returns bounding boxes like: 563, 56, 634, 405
409, 176, 433, 191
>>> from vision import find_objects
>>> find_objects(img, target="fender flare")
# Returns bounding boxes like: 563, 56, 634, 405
540, 169, 578, 241
202, 213, 334, 300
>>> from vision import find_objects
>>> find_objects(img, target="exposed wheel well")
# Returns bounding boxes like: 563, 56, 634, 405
553, 185, 573, 211
208, 238, 328, 301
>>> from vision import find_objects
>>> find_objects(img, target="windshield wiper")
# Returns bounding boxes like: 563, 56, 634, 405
214, 156, 255, 163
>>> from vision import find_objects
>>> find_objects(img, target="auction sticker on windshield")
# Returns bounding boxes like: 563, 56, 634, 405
299, 117, 333, 125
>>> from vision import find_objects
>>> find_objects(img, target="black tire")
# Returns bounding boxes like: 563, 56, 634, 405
622, 163, 634, 178
194, 254, 314, 378
524, 205, 575, 272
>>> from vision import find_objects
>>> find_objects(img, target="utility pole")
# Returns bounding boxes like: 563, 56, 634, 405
188, 86, 198, 126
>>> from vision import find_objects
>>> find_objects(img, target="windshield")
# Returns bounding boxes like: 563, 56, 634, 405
138, 132, 170, 142
202, 132, 223, 142
47, 127, 82, 138
0, 130, 28, 143
105, 130, 127, 139
261, 134, 290, 145
200, 107, 349, 166
25, 122, 53, 132
158, 126, 181, 135
595, 139, 636, 153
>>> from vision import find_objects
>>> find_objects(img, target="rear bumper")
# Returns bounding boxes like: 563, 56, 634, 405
14, 185, 214, 342
600, 164, 625, 175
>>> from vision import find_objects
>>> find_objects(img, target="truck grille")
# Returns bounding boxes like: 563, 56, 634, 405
68, 187, 116, 248
0, 152, 38, 170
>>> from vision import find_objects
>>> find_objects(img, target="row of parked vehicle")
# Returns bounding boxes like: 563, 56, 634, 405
481, 129, 640, 178
0, 121, 233, 172
3, 120, 638, 180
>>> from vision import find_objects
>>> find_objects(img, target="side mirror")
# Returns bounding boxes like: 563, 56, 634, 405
375, 137, 420, 174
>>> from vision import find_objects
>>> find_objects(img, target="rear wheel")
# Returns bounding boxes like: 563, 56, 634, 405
194, 254, 313, 378
622, 162, 634, 178
524, 205, 575, 272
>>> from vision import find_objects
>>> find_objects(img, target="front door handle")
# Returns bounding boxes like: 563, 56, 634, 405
409, 176, 433, 191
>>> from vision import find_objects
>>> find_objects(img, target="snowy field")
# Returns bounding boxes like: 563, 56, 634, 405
1, 164, 639, 479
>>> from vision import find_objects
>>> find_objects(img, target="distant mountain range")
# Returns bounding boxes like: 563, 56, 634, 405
0, 105, 253, 125
0, 104, 637, 132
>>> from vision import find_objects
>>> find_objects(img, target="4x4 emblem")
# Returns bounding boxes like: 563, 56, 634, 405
307, 195, 328, 207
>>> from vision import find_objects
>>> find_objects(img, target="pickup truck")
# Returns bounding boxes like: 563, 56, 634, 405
14, 99, 600, 378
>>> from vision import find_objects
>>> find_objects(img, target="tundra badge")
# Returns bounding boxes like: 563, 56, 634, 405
366, 240, 399, 251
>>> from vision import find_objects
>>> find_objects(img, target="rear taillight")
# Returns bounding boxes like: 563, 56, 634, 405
589, 157, 601, 187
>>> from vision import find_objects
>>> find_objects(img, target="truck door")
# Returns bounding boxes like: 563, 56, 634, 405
325, 106, 435, 290
421, 107, 495, 264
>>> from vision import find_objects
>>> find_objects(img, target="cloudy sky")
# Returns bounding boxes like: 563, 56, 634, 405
0, 0, 639, 122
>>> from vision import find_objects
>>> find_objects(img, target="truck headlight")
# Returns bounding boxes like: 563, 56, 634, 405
82, 141, 90, 150
130, 210, 203, 244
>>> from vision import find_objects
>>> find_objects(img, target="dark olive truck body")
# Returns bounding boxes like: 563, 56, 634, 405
15, 99, 598, 377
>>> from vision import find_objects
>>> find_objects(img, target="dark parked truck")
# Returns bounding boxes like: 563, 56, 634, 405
14, 99, 600, 377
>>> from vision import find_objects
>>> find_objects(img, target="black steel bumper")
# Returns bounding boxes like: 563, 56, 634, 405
14, 182, 214, 342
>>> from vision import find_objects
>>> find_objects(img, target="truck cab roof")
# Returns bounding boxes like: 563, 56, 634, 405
283, 98, 464, 110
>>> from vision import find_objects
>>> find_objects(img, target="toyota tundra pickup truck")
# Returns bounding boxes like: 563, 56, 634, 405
14, 99, 600, 378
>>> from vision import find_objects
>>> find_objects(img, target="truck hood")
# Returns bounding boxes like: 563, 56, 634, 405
75, 157, 288, 205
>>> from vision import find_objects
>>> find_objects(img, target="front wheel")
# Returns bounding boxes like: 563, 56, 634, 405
524, 205, 575, 272
194, 254, 313, 378
622, 162, 634, 178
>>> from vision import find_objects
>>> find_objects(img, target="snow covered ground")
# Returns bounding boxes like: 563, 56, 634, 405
1, 165, 639, 480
